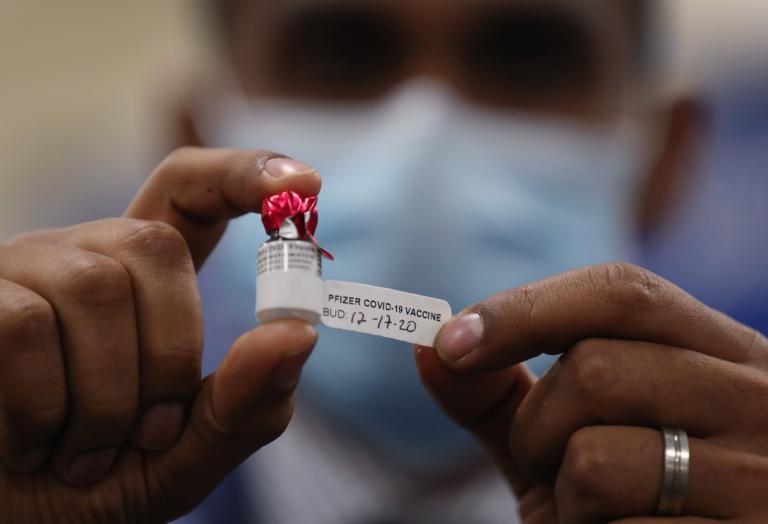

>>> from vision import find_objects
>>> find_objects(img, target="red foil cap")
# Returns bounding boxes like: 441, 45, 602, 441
261, 191, 333, 260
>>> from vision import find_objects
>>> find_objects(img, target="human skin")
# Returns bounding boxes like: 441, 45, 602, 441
0, 148, 322, 523
416, 264, 768, 523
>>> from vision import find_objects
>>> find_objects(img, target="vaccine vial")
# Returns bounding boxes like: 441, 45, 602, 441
255, 190, 332, 326
256, 238, 323, 325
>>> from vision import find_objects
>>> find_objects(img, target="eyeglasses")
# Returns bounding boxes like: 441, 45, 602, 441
247, 3, 622, 113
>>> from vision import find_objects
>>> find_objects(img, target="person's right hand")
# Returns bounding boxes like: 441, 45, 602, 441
0, 148, 322, 523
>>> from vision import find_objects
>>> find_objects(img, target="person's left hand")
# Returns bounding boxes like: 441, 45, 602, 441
415, 263, 768, 523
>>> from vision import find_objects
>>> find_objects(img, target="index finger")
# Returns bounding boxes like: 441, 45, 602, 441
124, 147, 322, 269
436, 263, 766, 371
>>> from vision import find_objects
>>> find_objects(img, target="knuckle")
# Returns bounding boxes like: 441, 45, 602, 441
560, 427, 612, 497
589, 262, 666, 312
514, 284, 539, 333
58, 254, 132, 306
152, 147, 196, 186
5, 228, 56, 246
563, 339, 615, 401
0, 294, 56, 342
159, 147, 196, 173
118, 220, 189, 262
4, 232, 34, 245
743, 327, 768, 359
733, 373, 768, 431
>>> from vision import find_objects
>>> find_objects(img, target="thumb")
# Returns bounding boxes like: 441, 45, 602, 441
144, 320, 317, 521
414, 344, 536, 498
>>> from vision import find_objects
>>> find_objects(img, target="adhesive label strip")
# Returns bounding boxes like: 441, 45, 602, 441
321, 280, 452, 347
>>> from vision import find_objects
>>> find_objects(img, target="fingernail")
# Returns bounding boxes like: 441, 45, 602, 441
264, 158, 315, 179
139, 402, 185, 451
67, 448, 117, 485
8, 447, 49, 474
270, 351, 311, 392
437, 312, 484, 363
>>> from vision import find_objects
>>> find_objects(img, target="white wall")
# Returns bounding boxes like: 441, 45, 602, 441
0, 1, 207, 239
664, 0, 768, 86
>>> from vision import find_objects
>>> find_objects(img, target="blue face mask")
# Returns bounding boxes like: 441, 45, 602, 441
196, 80, 645, 474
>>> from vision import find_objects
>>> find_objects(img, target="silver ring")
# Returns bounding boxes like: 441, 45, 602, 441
656, 427, 691, 516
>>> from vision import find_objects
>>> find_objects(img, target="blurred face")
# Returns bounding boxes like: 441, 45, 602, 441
193, 0, 697, 467
221, 0, 641, 122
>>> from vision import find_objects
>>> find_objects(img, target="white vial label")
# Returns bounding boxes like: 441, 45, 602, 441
257, 241, 321, 277
321, 280, 452, 347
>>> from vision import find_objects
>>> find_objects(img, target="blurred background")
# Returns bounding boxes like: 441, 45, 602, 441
0, 1, 210, 234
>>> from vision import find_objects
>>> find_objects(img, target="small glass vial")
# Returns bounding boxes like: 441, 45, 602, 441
256, 238, 323, 325
255, 191, 331, 326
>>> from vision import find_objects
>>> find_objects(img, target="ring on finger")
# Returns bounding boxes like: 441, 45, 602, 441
656, 427, 690, 516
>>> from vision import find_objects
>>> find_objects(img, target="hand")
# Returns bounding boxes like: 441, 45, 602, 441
0, 148, 322, 523
416, 263, 768, 523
